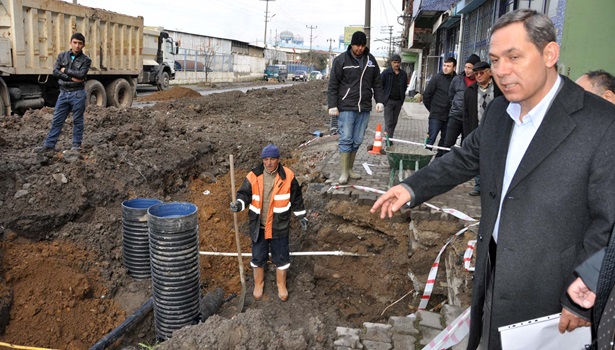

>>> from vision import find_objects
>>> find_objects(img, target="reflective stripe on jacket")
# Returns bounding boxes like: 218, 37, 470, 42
236, 163, 306, 241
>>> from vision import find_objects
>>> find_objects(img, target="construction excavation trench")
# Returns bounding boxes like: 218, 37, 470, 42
0, 81, 474, 349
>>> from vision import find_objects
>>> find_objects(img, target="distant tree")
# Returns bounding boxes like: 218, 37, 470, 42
304, 51, 328, 71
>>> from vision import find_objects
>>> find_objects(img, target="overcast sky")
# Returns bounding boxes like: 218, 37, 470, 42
71, 0, 404, 55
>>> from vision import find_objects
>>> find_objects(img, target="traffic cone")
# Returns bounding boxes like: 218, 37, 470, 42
368, 123, 383, 155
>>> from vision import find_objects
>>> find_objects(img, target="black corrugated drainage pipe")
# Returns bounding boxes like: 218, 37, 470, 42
88, 297, 153, 350
121, 198, 163, 279
147, 202, 201, 341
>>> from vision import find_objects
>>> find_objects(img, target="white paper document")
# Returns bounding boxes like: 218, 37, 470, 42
498, 313, 591, 350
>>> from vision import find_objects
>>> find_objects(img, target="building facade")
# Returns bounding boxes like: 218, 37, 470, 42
402, 0, 615, 93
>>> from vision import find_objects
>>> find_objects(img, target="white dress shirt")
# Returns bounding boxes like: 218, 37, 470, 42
492, 76, 562, 243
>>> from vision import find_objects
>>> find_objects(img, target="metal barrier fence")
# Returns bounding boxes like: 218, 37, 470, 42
175, 48, 234, 72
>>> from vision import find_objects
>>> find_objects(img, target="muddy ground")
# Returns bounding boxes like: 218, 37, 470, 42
0, 81, 472, 349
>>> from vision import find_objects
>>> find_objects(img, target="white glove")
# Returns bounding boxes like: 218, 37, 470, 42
375, 103, 384, 113
328, 107, 339, 116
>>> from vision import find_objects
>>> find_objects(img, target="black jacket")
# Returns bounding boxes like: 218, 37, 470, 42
327, 46, 384, 112
461, 79, 503, 139
423, 71, 456, 121
448, 72, 472, 121
381, 67, 408, 105
53, 50, 91, 91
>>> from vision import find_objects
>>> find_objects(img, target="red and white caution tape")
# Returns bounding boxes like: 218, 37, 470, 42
422, 202, 477, 222
418, 223, 479, 310
387, 137, 461, 152
298, 134, 333, 148
328, 184, 386, 195
422, 307, 471, 350
464, 240, 477, 272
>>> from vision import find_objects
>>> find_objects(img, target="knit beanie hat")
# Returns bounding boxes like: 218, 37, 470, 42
351, 31, 367, 46
465, 54, 480, 66
261, 144, 280, 158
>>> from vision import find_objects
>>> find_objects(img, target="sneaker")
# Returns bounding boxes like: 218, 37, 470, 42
469, 190, 480, 196
33, 145, 55, 153
70, 145, 82, 151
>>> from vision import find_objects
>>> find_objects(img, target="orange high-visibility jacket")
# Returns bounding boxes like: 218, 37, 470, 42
236, 163, 306, 241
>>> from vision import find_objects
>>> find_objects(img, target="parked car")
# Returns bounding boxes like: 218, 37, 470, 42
263, 64, 288, 82
310, 71, 323, 80
293, 70, 308, 82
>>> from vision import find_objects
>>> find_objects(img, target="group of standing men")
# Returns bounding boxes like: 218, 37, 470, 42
423, 51, 503, 196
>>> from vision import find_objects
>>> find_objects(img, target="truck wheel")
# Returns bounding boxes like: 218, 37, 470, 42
157, 72, 170, 91
85, 80, 107, 107
106, 78, 133, 108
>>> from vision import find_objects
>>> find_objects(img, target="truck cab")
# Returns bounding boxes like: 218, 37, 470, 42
139, 26, 177, 90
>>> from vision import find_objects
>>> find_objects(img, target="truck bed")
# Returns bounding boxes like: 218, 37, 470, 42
0, 0, 144, 76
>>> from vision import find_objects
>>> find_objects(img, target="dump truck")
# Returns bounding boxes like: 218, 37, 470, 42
0, 0, 176, 116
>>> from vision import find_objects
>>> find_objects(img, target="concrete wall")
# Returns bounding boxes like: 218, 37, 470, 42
171, 53, 266, 84
559, 0, 615, 80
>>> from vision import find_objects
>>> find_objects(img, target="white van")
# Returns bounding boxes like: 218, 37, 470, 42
310, 71, 323, 80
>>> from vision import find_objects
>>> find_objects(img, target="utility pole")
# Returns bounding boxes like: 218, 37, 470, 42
306, 25, 317, 52
260, 0, 275, 48
381, 25, 394, 58
364, 0, 371, 47
327, 38, 335, 75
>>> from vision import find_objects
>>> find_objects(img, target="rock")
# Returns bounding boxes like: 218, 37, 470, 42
52, 173, 68, 184
14, 189, 29, 198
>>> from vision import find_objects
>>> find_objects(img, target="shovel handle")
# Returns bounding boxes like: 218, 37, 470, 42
230, 155, 237, 201
229, 155, 246, 308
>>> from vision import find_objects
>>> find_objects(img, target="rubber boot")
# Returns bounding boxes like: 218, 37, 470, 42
339, 153, 350, 185
276, 269, 288, 302
253, 267, 265, 301
348, 152, 362, 180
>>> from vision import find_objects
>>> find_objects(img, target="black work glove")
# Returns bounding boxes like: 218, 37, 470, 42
299, 216, 308, 231
230, 200, 242, 212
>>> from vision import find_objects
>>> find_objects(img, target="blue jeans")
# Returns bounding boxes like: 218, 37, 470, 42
426, 118, 448, 157
44, 89, 86, 148
338, 110, 371, 153
251, 228, 290, 268
474, 175, 481, 192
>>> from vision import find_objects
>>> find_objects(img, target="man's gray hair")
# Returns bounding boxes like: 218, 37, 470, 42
585, 70, 615, 95
492, 9, 556, 52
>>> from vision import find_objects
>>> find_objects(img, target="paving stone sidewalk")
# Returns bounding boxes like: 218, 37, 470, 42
333, 304, 469, 350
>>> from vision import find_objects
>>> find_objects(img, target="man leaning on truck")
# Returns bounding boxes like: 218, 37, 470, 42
35, 33, 91, 153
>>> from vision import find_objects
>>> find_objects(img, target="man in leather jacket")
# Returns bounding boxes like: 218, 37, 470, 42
35, 32, 91, 153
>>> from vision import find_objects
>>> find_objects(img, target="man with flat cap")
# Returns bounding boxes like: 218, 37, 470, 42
380, 54, 408, 141
328, 31, 384, 184
231, 144, 308, 302
461, 61, 502, 196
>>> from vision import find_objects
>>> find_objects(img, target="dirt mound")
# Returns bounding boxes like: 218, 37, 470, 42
138, 86, 202, 101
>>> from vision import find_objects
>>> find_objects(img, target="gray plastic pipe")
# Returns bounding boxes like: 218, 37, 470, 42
88, 297, 153, 350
